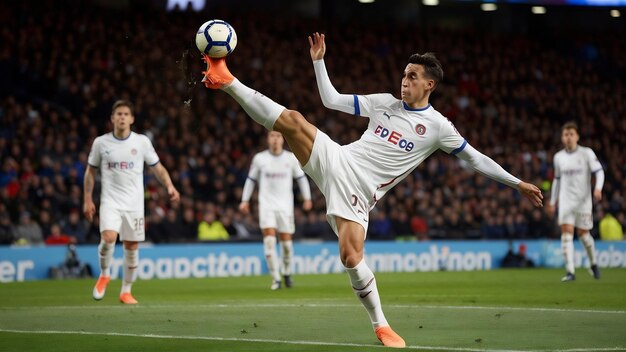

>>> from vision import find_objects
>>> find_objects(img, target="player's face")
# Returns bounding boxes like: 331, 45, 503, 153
561, 128, 579, 150
267, 131, 284, 154
401, 64, 434, 107
110, 106, 134, 133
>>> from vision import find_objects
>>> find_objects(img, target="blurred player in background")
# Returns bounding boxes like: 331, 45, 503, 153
547, 122, 604, 282
83, 100, 180, 304
200, 32, 542, 347
239, 131, 312, 290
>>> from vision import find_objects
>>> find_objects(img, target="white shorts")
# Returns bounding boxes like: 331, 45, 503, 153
558, 207, 593, 230
302, 130, 373, 237
100, 206, 146, 242
259, 209, 295, 234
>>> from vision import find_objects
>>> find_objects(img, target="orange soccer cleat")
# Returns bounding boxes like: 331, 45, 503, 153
119, 292, 138, 305
92, 276, 110, 300
201, 54, 234, 89
375, 326, 406, 348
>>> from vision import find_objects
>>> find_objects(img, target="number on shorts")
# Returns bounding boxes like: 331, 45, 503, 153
134, 217, 144, 231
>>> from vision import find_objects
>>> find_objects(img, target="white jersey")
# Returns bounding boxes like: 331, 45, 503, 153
348, 93, 466, 205
87, 132, 159, 212
552, 145, 603, 212
310, 59, 521, 234
247, 150, 306, 213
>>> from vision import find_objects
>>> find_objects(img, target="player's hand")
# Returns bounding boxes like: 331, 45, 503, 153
518, 181, 543, 207
308, 32, 326, 61
303, 200, 313, 211
168, 185, 180, 203
239, 202, 250, 214
594, 189, 602, 202
546, 204, 556, 217
83, 200, 96, 222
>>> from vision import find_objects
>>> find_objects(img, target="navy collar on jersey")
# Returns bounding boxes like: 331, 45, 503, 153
403, 102, 431, 112
111, 131, 132, 141
565, 145, 579, 154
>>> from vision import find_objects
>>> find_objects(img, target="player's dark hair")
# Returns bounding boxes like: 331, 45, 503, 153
408, 52, 443, 89
562, 121, 578, 133
111, 100, 134, 115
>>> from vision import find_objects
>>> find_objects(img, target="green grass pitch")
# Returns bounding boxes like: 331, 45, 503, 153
1, 268, 625, 351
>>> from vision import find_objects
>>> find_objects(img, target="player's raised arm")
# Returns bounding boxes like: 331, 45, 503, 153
308, 32, 326, 61
308, 32, 357, 115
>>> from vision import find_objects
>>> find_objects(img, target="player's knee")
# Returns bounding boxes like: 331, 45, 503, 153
123, 241, 139, 250
339, 249, 363, 268
275, 109, 306, 135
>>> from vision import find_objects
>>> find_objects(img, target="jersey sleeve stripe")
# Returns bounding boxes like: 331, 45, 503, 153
88, 163, 99, 168
451, 139, 467, 155
148, 160, 161, 167
592, 168, 603, 174
247, 176, 258, 183
353, 95, 360, 117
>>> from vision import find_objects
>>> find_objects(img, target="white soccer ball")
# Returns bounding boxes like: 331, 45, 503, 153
195, 19, 237, 58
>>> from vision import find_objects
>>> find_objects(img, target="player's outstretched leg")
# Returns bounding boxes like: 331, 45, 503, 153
201, 55, 285, 131
347, 259, 405, 348
201, 54, 234, 89
119, 246, 139, 304
93, 240, 114, 300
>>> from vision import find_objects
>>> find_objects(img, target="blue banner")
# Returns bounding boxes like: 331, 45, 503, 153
1, 240, 625, 282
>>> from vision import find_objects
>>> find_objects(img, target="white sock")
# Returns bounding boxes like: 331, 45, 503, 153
345, 259, 389, 329
263, 236, 281, 282
98, 240, 115, 277
121, 248, 138, 294
561, 233, 575, 274
280, 240, 293, 276
579, 232, 596, 265
222, 79, 285, 130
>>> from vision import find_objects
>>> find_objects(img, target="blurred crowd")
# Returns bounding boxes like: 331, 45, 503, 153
1, 0, 625, 246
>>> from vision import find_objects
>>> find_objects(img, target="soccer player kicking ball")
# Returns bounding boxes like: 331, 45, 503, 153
201, 33, 543, 348
84, 100, 180, 304
239, 131, 312, 290
547, 122, 604, 282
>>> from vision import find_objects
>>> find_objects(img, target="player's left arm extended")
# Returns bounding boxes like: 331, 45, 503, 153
455, 144, 543, 206
150, 163, 180, 202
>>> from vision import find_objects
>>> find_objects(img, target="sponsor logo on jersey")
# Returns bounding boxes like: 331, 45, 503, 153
265, 172, 287, 179
107, 161, 135, 169
374, 125, 414, 152
563, 168, 584, 176
131, 148, 138, 155
415, 124, 426, 135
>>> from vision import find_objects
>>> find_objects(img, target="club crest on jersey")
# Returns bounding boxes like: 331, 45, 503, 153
131, 148, 137, 155
415, 124, 426, 135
